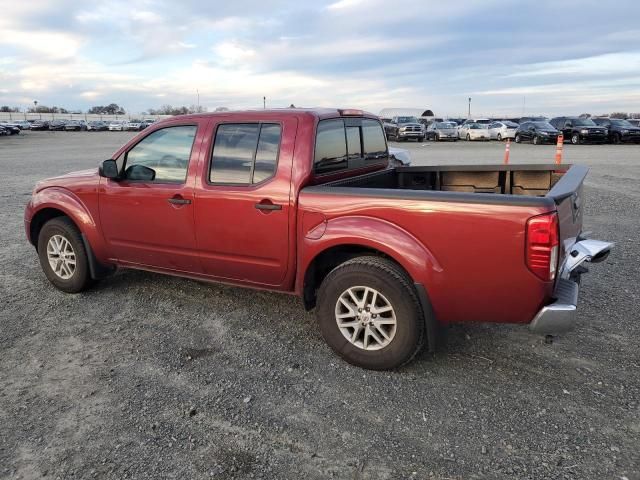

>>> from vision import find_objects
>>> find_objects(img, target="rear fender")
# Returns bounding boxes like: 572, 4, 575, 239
297, 215, 442, 294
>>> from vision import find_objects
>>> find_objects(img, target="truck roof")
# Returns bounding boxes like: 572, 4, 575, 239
156, 108, 379, 123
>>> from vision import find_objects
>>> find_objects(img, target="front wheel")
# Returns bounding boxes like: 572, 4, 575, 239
497, 133, 502, 141
37, 217, 92, 293
316, 256, 425, 370
515, 134, 521, 143
533, 135, 539, 145
466, 134, 471, 141
571, 133, 581, 145
612, 133, 621, 144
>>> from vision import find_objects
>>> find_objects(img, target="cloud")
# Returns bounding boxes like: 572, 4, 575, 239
0, 0, 639, 116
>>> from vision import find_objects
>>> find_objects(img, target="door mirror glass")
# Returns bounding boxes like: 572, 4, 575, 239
99, 159, 119, 179
124, 164, 156, 182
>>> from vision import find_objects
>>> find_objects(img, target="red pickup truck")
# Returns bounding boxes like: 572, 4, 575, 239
25, 108, 612, 369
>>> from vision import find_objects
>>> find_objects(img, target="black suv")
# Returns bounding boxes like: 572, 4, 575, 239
549, 117, 607, 144
514, 121, 560, 144
592, 118, 640, 144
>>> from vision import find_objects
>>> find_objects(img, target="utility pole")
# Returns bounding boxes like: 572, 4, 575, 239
263, 96, 266, 109
468, 97, 471, 118
197, 89, 200, 111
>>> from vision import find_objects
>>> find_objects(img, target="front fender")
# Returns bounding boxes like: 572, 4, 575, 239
296, 215, 443, 294
26, 187, 108, 261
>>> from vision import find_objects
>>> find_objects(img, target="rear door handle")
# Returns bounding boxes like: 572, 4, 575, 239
168, 197, 192, 205
255, 202, 282, 211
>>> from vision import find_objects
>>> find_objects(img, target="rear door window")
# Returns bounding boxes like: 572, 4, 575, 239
210, 123, 281, 184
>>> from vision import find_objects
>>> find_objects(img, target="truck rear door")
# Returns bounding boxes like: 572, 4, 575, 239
193, 116, 297, 287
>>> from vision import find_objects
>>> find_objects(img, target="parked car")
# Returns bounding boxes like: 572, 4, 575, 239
519, 116, 548, 123
108, 121, 126, 131
30, 120, 50, 131
126, 119, 144, 131
388, 116, 426, 142
592, 118, 640, 144
461, 118, 492, 127
24, 108, 612, 370
515, 121, 560, 144
0, 122, 21, 135
458, 122, 490, 141
489, 121, 519, 141
549, 117, 607, 145
48, 120, 67, 131
628, 119, 640, 127
0, 125, 9, 136
426, 122, 458, 141
87, 121, 108, 131
8, 120, 31, 130
64, 120, 88, 131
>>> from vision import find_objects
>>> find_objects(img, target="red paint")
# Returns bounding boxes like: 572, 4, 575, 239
25, 109, 560, 326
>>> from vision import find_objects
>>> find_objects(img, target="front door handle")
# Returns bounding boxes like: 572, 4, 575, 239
255, 201, 282, 211
168, 197, 192, 205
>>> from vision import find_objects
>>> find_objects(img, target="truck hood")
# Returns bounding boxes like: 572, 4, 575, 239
35, 168, 100, 192
398, 122, 422, 128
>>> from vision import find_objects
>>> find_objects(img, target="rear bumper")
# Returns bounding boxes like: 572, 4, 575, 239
529, 278, 579, 334
529, 238, 612, 334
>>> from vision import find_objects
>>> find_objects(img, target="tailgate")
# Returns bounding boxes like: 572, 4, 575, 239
546, 165, 588, 265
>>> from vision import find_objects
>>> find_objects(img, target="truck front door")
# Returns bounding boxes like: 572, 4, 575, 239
99, 121, 204, 272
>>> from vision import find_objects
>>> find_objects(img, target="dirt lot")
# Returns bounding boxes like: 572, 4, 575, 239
1, 131, 638, 479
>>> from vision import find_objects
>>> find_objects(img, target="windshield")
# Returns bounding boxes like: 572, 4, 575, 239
469, 124, 485, 129
397, 116, 419, 124
503, 121, 519, 127
476, 119, 491, 124
533, 122, 554, 129
436, 122, 455, 128
610, 119, 632, 127
572, 118, 596, 126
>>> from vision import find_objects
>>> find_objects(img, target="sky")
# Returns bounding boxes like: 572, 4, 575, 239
1, 0, 639, 117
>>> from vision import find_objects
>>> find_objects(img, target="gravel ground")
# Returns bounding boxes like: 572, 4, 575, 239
1, 131, 638, 479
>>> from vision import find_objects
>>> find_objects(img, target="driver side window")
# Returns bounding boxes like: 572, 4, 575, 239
124, 125, 197, 183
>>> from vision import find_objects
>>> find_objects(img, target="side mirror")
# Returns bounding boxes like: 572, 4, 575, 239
99, 159, 119, 179
124, 164, 156, 182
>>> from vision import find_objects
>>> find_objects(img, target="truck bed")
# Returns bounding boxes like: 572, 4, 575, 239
319, 164, 583, 200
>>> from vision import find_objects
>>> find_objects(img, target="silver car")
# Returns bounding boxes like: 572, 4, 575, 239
489, 121, 519, 141
427, 122, 459, 141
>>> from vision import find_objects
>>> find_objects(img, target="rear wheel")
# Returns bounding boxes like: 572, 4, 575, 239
497, 133, 502, 141
316, 256, 425, 370
612, 133, 622, 144
418, 136, 425, 142
37, 217, 92, 293
466, 134, 471, 141
533, 135, 539, 145
515, 134, 521, 143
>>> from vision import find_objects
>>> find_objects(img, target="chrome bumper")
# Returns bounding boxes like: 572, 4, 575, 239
529, 238, 612, 334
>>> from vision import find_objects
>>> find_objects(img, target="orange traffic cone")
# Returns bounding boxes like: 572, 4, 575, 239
555, 134, 564, 164
503, 138, 511, 164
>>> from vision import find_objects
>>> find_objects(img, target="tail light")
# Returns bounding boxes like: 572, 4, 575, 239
526, 212, 559, 281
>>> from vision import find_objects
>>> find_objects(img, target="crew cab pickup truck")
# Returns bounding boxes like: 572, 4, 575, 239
25, 108, 612, 370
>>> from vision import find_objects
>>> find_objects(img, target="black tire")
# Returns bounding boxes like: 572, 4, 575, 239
37, 217, 92, 293
515, 134, 521, 143
612, 133, 621, 144
418, 136, 425, 142
533, 135, 539, 145
316, 256, 425, 370
571, 133, 580, 145
466, 133, 471, 141
497, 133, 502, 141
